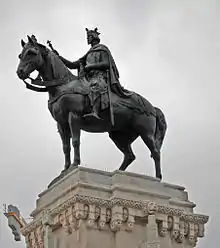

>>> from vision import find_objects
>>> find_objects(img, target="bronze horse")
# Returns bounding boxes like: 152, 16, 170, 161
16, 36, 167, 179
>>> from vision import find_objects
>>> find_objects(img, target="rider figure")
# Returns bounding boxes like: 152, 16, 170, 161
57, 28, 131, 120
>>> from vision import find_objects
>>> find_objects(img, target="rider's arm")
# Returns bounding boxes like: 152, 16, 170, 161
85, 51, 110, 71
59, 56, 80, 69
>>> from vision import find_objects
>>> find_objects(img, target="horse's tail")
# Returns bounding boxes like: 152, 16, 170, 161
154, 107, 167, 151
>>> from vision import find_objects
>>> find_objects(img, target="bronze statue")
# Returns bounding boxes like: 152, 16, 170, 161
16, 30, 167, 180
55, 28, 132, 123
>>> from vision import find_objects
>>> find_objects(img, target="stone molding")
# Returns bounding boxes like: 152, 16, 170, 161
48, 194, 208, 223
32, 180, 196, 218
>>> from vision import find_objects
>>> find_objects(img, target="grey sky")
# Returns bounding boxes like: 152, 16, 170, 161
0, 0, 219, 247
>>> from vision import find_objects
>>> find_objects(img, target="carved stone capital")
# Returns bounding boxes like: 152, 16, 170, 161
42, 209, 53, 227
110, 206, 123, 232
97, 207, 108, 230
125, 208, 135, 232
59, 210, 71, 234
157, 215, 168, 237
198, 223, 205, 237
35, 226, 44, 248
171, 216, 180, 241
29, 231, 37, 248
68, 205, 79, 231
87, 205, 100, 229
188, 223, 198, 246
176, 221, 184, 243
75, 202, 86, 220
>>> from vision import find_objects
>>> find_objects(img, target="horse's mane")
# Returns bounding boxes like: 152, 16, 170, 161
38, 43, 77, 81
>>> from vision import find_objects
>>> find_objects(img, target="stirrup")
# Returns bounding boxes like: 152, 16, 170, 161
83, 112, 102, 120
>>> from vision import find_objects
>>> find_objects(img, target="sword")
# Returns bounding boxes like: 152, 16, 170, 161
106, 69, 115, 126
47, 40, 60, 57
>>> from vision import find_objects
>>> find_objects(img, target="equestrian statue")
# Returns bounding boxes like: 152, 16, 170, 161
16, 28, 167, 180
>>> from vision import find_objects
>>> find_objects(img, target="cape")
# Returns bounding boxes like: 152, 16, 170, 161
84, 44, 132, 97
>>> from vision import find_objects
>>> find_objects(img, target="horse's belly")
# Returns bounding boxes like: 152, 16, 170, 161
81, 119, 111, 133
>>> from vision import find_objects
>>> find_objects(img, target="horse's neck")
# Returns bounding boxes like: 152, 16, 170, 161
39, 60, 53, 81
40, 52, 77, 82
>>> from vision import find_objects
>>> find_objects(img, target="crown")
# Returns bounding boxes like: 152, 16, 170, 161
85, 28, 100, 39
31, 35, 38, 43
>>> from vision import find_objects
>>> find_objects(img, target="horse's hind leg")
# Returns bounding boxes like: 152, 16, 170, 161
134, 115, 162, 180
57, 123, 71, 170
109, 129, 138, 171
143, 134, 162, 180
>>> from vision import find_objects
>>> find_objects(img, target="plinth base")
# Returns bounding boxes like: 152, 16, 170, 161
22, 167, 209, 248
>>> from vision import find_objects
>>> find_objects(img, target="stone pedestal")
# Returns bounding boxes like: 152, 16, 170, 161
22, 167, 209, 248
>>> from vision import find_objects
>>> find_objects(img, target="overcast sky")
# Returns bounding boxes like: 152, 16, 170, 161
0, 0, 219, 247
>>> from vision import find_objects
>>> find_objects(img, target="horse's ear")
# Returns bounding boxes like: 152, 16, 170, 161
94, 27, 98, 32
85, 28, 88, 32
27, 35, 34, 44
21, 39, 26, 47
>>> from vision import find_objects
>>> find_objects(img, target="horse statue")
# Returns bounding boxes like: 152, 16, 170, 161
16, 35, 167, 180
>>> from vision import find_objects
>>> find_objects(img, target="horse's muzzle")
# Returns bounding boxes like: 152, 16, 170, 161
17, 68, 29, 80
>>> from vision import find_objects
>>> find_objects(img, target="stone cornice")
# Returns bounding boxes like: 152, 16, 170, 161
22, 193, 209, 236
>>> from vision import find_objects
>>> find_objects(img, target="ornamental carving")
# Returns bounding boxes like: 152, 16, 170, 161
157, 214, 203, 246
21, 192, 208, 247
87, 205, 100, 228
157, 215, 168, 237
110, 206, 123, 232
25, 226, 44, 248
68, 205, 79, 231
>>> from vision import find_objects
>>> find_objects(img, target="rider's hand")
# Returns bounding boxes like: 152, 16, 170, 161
84, 65, 92, 72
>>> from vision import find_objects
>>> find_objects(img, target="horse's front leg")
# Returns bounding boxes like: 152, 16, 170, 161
57, 123, 71, 170
68, 112, 81, 167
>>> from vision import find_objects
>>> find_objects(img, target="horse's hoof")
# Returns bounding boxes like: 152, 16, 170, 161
64, 165, 70, 171
156, 174, 162, 181
71, 163, 79, 169
61, 169, 67, 174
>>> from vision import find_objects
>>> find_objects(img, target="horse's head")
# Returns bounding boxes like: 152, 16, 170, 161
17, 35, 46, 80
